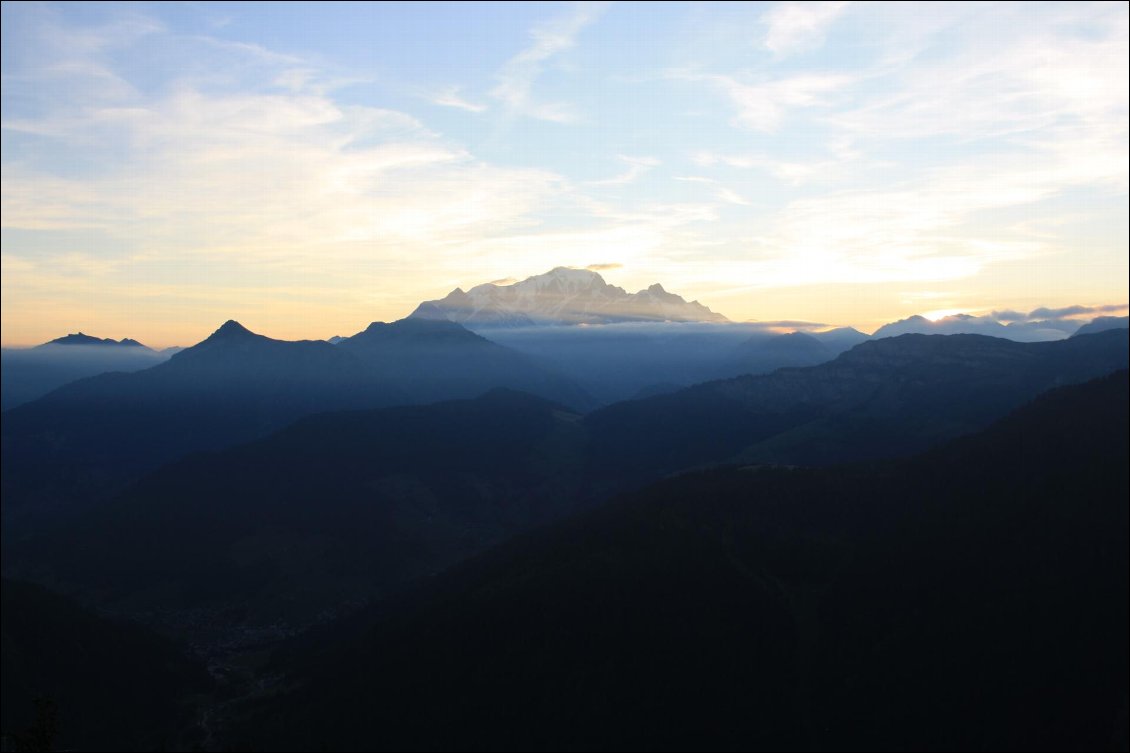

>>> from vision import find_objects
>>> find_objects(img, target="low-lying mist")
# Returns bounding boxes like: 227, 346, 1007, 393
1, 345, 171, 410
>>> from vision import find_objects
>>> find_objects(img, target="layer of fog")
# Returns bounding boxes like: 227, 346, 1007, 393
1, 345, 171, 410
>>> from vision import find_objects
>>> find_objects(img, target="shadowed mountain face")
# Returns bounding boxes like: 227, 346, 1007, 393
410, 266, 728, 327
338, 318, 592, 409
229, 370, 1128, 753
1, 578, 212, 752
0, 319, 589, 526
10, 390, 590, 628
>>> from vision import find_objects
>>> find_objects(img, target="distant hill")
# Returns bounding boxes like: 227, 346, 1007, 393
873, 313, 1012, 339
808, 326, 870, 353
872, 313, 1077, 342
725, 331, 832, 376
1, 578, 211, 751
584, 329, 1129, 479
38, 332, 150, 349
409, 266, 728, 327
230, 370, 1128, 752
1072, 315, 1128, 337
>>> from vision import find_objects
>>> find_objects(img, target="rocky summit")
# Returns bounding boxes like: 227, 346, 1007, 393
409, 267, 729, 327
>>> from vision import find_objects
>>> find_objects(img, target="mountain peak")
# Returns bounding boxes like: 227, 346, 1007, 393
208, 320, 257, 341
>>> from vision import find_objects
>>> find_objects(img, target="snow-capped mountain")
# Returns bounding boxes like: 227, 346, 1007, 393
409, 267, 729, 327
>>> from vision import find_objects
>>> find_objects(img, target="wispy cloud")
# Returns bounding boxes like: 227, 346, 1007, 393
1026, 303, 1128, 321
674, 176, 750, 207
762, 1, 850, 57
673, 70, 852, 131
430, 85, 488, 113
490, 2, 607, 122
590, 155, 660, 186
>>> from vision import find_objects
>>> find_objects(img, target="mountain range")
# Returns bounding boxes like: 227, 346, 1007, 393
1, 295, 1126, 752
0, 318, 588, 526
8, 329, 1125, 636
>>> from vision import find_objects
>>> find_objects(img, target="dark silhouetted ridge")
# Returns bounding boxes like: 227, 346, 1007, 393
38, 332, 149, 349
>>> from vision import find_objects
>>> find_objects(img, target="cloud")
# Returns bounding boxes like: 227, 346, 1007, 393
430, 85, 488, 113
590, 155, 660, 186
762, 1, 850, 57
744, 319, 828, 330
674, 176, 750, 207
490, 2, 607, 122
586, 263, 622, 271
1027, 303, 1128, 320
675, 70, 852, 131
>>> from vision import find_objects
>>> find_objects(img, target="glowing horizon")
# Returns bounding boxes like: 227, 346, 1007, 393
3, 2, 1127, 349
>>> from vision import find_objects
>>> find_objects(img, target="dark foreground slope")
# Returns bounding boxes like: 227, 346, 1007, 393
1, 578, 212, 752
232, 371, 1128, 752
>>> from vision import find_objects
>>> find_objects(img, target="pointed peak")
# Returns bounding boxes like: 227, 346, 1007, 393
208, 320, 256, 340
648, 283, 666, 293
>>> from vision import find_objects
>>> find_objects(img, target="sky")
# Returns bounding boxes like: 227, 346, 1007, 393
1, 1, 1127, 347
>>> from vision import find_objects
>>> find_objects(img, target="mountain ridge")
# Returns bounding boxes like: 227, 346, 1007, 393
37, 332, 150, 349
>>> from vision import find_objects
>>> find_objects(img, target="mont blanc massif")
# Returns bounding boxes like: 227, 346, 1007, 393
1, 266, 1127, 752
